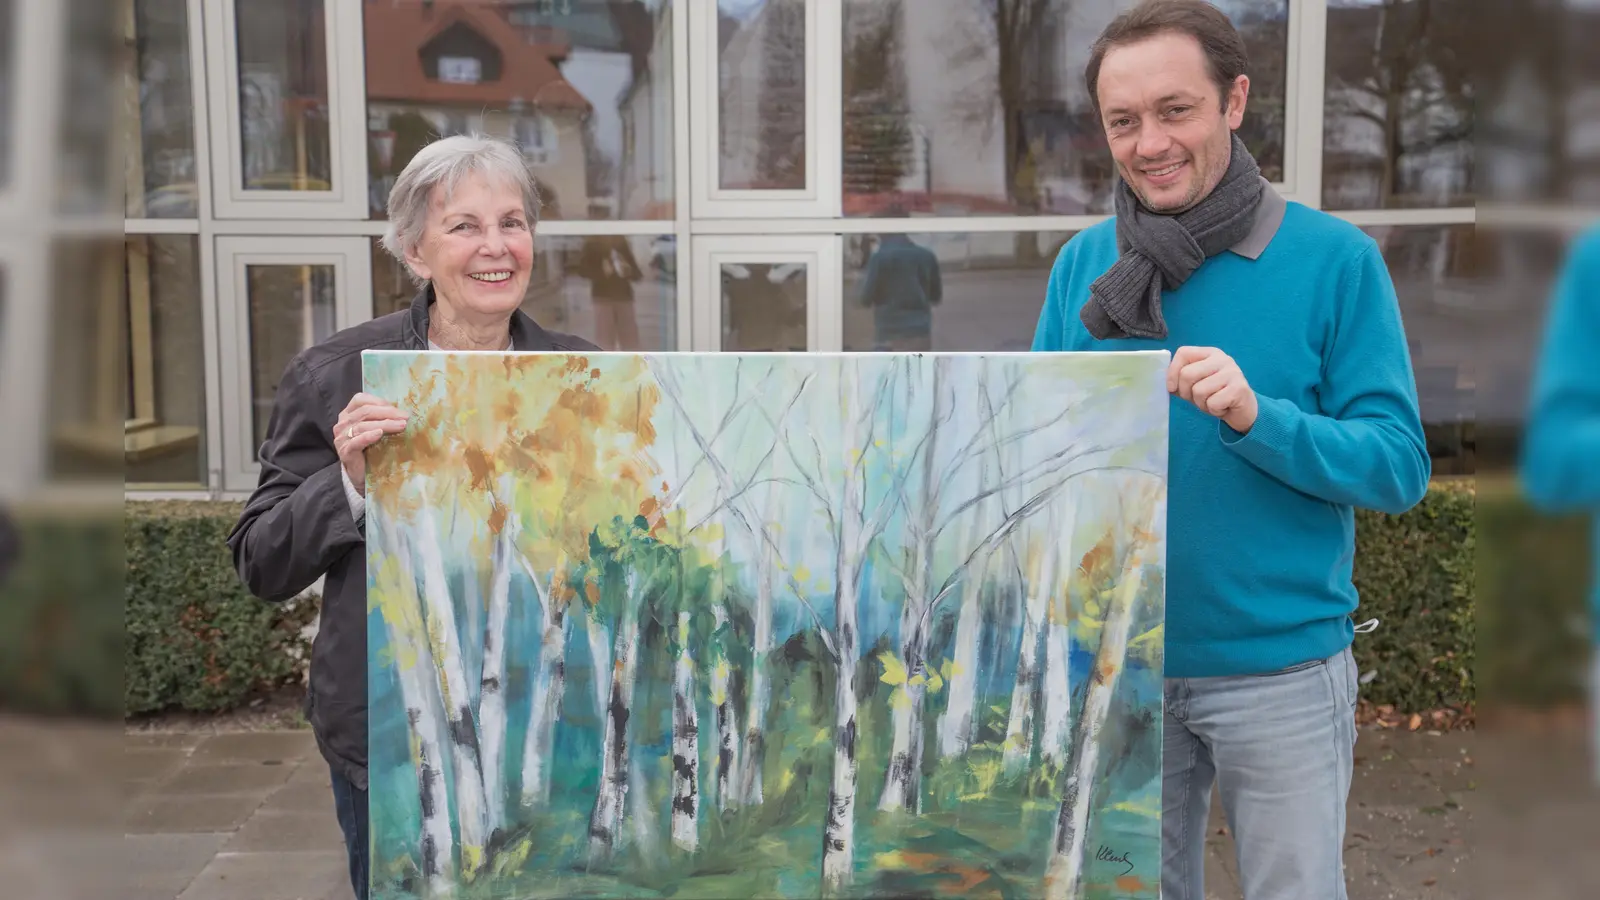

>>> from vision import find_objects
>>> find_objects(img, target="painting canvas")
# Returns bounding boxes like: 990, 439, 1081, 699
363, 350, 1169, 899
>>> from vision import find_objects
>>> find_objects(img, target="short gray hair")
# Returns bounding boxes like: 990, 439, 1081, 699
379, 133, 542, 269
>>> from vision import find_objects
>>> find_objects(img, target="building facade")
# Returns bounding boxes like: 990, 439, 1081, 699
91, 0, 1503, 500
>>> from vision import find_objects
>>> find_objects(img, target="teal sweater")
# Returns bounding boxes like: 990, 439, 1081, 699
1032, 203, 1431, 678
1520, 224, 1600, 645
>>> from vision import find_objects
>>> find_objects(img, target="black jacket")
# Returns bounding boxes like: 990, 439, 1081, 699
226, 285, 599, 789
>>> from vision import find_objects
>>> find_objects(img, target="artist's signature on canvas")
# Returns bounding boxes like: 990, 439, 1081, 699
1096, 844, 1136, 876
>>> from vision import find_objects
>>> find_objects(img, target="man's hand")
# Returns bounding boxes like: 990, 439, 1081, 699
1168, 346, 1259, 434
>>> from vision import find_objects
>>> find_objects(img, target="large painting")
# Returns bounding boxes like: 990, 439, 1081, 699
363, 350, 1170, 899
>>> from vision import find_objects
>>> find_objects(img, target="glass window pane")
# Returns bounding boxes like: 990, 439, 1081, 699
1363, 224, 1482, 475
364, 1, 676, 221
722, 261, 807, 351
247, 264, 337, 454
371, 235, 678, 351
0, 0, 14, 190
719, 0, 807, 191
236, 0, 332, 192
1323, 0, 1472, 210
844, 231, 1070, 351
126, 0, 197, 218
123, 236, 207, 485
47, 239, 128, 482
841, 0, 1287, 217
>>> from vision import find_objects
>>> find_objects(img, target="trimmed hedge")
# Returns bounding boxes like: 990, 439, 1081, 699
1475, 479, 1594, 710
1349, 480, 1475, 711
125, 501, 320, 716
120, 481, 1588, 717
0, 507, 124, 717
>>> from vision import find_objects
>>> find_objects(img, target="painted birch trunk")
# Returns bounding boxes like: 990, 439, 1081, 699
739, 483, 778, 807
588, 584, 641, 868
1003, 583, 1046, 774
671, 612, 701, 851
520, 571, 568, 810
478, 527, 514, 833
710, 602, 741, 813
384, 536, 455, 891
1046, 545, 1149, 897
822, 368, 868, 893
414, 502, 491, 877
938, 559, 985, 759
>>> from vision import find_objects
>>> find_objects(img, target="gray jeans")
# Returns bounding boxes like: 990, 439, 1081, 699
1162, 646, 1360, 899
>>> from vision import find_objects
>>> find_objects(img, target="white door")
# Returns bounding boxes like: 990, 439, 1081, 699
692, 235, 841, 353
215, 236, 372, 491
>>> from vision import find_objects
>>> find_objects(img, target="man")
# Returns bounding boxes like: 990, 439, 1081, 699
1519, 222, 1600, 783
858, 232, 943, 351
1030, 2, 1431, 897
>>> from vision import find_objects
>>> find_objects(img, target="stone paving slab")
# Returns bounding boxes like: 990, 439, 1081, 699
177, 851, 352, 900
126, 728, 1499, 900
125, 834, 230, 900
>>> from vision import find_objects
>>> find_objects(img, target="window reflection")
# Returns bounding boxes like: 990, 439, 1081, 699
719, 0, 808, 191
235, 0, 332, 192
126, 0, 197, 218
841, 0, 1288, 217
722, 261, 807, 352
1364, 224, 1484, 474
1323, 0, 1473, 210
122, 237, 207, 485
844, 231, 1070, 352
364, 1, 676, 221
371, 234, 678, 351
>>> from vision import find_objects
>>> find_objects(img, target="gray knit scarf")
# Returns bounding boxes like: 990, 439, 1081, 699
1081, 132, 1264, 341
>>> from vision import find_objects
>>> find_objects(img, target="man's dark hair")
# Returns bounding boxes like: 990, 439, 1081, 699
1084, 0, 1249, 118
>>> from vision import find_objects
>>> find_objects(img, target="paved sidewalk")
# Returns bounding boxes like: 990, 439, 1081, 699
125, 727, 1478, 899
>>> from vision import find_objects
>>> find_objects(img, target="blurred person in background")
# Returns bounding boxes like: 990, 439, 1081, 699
1519, 221, 1600, 783
577, 211, 644, 350
1030, 2, 1430, 897
858, 231, 943, 352
225, 134, 598, 900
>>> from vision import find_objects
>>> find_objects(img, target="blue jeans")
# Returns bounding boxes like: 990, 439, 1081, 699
1162, 646, 1359, 899
329, 767, 369, 900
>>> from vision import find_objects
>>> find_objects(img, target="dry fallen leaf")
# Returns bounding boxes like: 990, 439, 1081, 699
1408, 713, 1423, 731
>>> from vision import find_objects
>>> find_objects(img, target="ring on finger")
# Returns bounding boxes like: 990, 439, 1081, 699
347, 426, 355, 440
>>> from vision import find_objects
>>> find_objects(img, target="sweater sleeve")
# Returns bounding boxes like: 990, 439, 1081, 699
1519, 229, 1600, 512
1218, 241, 1432, 514
1031, 247, 1071, 352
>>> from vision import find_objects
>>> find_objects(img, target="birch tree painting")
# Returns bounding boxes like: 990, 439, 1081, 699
364, 349, 1169, 900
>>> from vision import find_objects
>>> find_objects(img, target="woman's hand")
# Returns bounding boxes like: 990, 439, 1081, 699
333, 393, 409, 493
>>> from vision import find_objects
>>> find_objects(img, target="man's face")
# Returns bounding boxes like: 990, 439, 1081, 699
1096, 31, 1247, 213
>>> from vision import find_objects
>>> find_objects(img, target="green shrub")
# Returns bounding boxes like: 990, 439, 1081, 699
1350, 480, 1476, 711
125, 482, 1523, 718
0, 506, 124, 717
1474, 480, 1593, 710
125, 501, 320, 715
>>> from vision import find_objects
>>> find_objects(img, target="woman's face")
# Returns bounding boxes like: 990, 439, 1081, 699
405, 170, 534, 322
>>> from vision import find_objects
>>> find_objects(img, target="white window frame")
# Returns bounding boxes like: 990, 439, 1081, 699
0, 243, 45, 500
692, 234, 841, 352
689, 0, 842, 219
215, 236, 373, 492
1279, 0, 1327, 206
204, 0, 368, 219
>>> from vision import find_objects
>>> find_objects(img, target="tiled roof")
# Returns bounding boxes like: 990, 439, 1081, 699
364, 0, 591, 111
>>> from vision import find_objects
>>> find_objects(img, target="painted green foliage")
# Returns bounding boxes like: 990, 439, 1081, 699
364, 350, 1170, 899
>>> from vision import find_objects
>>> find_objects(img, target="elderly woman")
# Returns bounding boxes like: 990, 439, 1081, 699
226, 134, 597, 900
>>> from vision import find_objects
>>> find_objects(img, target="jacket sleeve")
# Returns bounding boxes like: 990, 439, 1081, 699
1520, 229, 1600, 512
226, 354, 365, 602
1219, 240, 1432, 515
